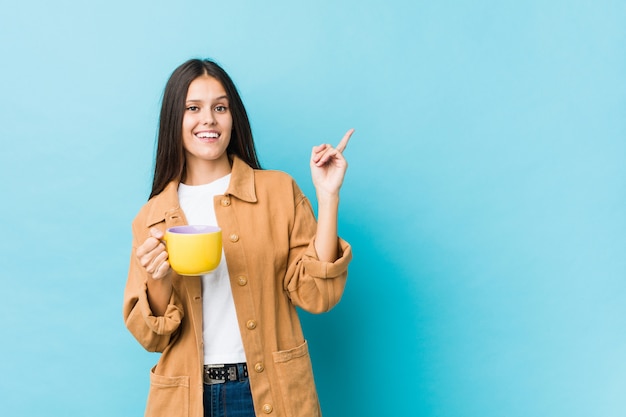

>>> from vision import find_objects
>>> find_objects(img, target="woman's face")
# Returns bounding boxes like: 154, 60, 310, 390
181, 75, 233, 171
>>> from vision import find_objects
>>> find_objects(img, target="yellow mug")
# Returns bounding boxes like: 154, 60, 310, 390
164, 225, 222, 276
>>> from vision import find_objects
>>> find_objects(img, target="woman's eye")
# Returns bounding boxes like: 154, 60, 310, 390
215, 105, 228, 113
186, 105, 199, 111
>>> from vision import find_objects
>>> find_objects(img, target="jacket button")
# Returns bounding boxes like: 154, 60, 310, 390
254, 362, 264, 373
237, 276, 248, 286
221, 198, 231, 207
262, 404, 273, 414
229, 233, 239, 242
246, 320, 257, 330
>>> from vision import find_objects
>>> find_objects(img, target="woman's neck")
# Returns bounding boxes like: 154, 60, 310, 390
182, 155, 232, 185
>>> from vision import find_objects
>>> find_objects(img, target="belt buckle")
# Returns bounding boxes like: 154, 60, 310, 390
205, 365, 226, 385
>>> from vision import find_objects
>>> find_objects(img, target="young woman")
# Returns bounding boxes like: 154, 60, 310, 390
123, 58, 353, 417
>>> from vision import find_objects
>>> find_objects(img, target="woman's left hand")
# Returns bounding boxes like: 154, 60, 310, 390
310, 128, 354, 197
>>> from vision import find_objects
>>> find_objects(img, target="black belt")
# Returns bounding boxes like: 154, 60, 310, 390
204, 363, 248, 385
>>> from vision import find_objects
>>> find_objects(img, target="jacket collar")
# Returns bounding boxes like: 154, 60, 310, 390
144, 155, 257, 227
225, 155, 257, 203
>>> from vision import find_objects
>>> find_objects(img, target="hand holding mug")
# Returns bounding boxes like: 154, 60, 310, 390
136, 227, 171, 280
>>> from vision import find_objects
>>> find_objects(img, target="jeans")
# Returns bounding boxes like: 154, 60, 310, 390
203, 364, 255, 417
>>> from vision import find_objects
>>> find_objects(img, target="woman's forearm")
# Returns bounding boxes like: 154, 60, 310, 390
314, 193, 340, 262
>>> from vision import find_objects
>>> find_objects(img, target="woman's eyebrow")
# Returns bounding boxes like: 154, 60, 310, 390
186, 95, 229, 103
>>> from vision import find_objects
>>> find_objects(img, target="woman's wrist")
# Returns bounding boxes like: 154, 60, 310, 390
315, 189, 340, 205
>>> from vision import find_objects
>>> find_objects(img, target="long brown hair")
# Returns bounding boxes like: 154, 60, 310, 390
149, 59, 261, 199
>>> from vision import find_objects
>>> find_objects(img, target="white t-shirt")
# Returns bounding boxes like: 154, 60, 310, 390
178, 174, 247, 365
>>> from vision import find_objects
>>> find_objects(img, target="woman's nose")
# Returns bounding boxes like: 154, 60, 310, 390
203, 110, 216, 125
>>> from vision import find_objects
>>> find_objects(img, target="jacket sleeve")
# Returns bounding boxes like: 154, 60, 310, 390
284, 186, 353, 314
122, 221, 184, 352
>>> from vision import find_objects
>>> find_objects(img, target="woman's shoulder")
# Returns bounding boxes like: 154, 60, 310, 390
251, 169, 308, 204
131, 181, 180, 229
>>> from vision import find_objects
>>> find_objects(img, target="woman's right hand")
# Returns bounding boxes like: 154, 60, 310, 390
136, 227, 172, 280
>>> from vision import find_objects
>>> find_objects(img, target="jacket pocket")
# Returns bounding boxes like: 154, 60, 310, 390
145, 366, 190, 417
272, 341, 320, 417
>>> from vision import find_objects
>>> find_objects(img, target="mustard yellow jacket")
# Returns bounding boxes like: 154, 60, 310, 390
123, 156, 352, 417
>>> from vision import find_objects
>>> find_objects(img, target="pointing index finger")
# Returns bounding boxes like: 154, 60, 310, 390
336, 128, 355, 153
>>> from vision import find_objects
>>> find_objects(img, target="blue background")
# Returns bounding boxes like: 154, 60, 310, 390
1, 0, 625, 415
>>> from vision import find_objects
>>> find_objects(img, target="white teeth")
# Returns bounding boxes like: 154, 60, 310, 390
196, 132, 219, 138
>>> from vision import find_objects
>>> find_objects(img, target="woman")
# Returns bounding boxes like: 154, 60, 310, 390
123, 58, 353, 417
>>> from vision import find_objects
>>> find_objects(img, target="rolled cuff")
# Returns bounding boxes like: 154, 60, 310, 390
301, 237, 352, 278
137, 280, 184, 336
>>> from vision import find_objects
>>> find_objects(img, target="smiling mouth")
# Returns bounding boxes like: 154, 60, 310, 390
195, 132, 219, 139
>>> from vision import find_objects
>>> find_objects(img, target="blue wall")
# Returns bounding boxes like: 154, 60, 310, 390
1, 0, 624, 415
